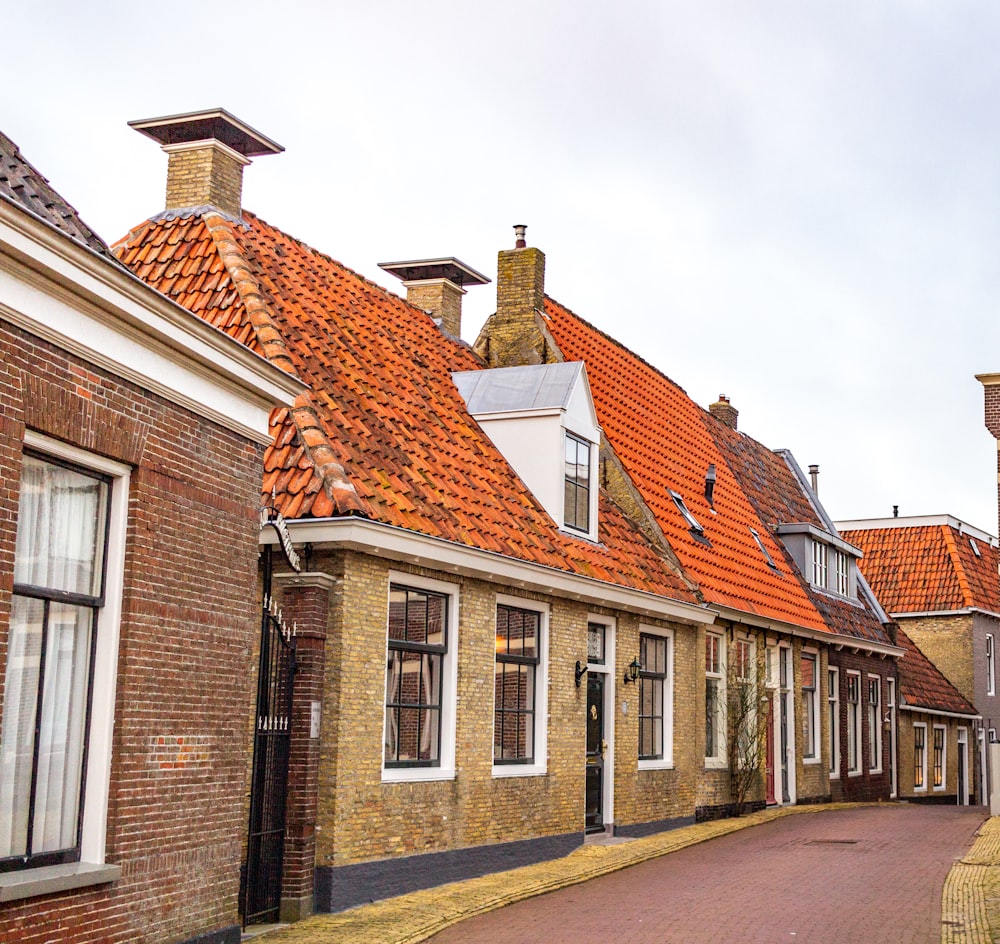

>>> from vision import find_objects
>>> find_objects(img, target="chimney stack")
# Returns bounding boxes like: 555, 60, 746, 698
378, 257, 490, 338
475, 225, 547, 367
808, 464, 819, 494
129, 108, 283, 219
709, 394, 738, 431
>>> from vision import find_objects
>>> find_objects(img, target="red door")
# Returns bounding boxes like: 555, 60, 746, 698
765, 695, 776, 805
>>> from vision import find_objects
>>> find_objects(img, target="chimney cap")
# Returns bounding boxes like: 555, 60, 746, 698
378, 257, 490, 287
128, 108, 284, 157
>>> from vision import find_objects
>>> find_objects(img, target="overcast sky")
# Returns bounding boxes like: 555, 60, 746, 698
6, 2, 1000, 533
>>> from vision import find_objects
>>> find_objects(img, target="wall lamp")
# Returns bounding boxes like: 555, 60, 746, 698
623, 656, 642, 685
575, 661, 588, 687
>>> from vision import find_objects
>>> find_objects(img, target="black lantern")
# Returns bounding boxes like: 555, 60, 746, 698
623, 656, 641, 685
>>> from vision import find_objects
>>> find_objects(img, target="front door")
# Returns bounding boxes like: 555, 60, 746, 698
586, 674, 605, 832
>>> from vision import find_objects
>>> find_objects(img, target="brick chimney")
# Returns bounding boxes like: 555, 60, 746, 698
378, 257, 490, 338
129, 108, 283, 219
475, 225, 547, 367
709, 394, 738, 430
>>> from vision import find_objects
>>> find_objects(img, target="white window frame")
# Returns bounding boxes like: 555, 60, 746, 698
382, 572, 460, 783
2, 432, 129, 889
811, 540, 828, 588
846, 670, 862, 776
835, 550, 849, 597
801, 650, 820, 763
867, 675, 882, 773
914, 722, 928, 792
492, 595, 549, 778
705, 631, 726, 768
638, 625, 674, 771
562, 431, 595, 537
828, 666, 840, 779
988, 634, 996, 698
932, 724, 947, 791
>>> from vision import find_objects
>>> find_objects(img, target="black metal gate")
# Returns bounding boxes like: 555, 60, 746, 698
242, 539, 297, 926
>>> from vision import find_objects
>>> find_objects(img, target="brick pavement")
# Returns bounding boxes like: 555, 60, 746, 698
247, 805, 992, 944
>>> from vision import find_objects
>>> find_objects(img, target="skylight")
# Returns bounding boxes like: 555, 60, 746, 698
750, 528, 780, 571
971, 537, 982, 558
669, 490, 704, 534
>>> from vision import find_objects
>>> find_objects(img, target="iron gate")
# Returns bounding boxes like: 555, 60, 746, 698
242, 534, 298, 926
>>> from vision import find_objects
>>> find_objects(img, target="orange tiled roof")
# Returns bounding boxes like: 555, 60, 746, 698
542, 297, 826, 631
841, 521, 1000, 615
115, 210, 698, 601
707, 416, 893, 645
896, 626, 977, 716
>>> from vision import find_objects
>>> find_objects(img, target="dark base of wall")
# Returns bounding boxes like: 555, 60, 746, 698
177, 926, 240, 944
796, 794, 832, 806
615, 814, 695, 839
695, 799, 766, 822
906, 794, 960, 806
315, 832, 584, 914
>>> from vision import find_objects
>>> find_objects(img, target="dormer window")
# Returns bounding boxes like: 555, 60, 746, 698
564, 434, 591, 532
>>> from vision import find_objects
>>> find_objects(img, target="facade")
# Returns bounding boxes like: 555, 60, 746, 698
475, 234, 905, 813
0, 131, 301, 944
116, 111, 727, 919
838, 515, 996, 803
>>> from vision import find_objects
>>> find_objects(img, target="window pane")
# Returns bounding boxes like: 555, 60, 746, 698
14, 456, 107, 597
0, 596, 44, 858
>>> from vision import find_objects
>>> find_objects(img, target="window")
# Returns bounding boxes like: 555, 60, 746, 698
914, 723, 927, 790
493, 600, 548, 774
563, 434, 591, 533
867, 676, 882, 772
846, 672, 861, 775
705, 632, 725, 765
639, 633, 670, 762
828, 667, 840, 778
835, 550, 849, 596
669, 489, 704, 535
384, 583, 450, 772
801, 652, 819, 761
750, 528, 779, 570
933, 725, 946, 790
1, 445, 127, 876
811, 541, 828, 587
988, 635, 996, 698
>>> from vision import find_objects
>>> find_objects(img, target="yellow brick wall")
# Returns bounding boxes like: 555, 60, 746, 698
165, 145, 244, 217
310, 550, 702, 867
901, 615, 974, 705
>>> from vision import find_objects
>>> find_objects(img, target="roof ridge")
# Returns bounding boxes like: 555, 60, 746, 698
287, 394, 371, 517
941, 522, 976, 609
201, 212, 299, 377
543, 295, 691, 400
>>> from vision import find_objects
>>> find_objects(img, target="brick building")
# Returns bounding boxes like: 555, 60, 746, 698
116, 110, 724, 920
838, 515, 995, 803
476, 233, 905, 811
0, 130, 301, 944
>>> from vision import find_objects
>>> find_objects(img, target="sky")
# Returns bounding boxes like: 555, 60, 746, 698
5, 1, 1000, 533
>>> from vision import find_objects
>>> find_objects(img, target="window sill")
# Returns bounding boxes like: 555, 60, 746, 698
492, 763, 546, 778
803, 757, 821, 766
847, 770, 862, 778
638, 759, 674, 771
0, 861, 121, 902
704, 759, 728, 770
382, 766, 456, 783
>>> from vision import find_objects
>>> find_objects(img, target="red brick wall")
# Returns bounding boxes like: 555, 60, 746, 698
0, 320, 265, 944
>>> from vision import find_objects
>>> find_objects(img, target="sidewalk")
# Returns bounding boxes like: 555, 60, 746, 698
248, 804, 996, 944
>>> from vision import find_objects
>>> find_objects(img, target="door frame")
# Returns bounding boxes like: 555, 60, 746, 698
958, 726, 970, 805
586, 617, 615, 831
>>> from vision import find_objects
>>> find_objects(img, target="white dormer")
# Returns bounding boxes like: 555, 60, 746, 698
453, 362, 602, 541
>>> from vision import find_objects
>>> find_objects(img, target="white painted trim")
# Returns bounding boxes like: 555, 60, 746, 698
899, 705, 980, 721
933, 723, 948, 791
637, 624, 674, 771
492, 594, 549, 778
586, 614, 616, 828
272, 517, 715, 626
835, 515, 997, 546
162, 138, 251, 166
381, 572, 460, 784
0, 199, 302, 444
913, 721, 928, 792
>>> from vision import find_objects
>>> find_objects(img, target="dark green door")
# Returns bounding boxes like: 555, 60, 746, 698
586, 674, 605, 832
